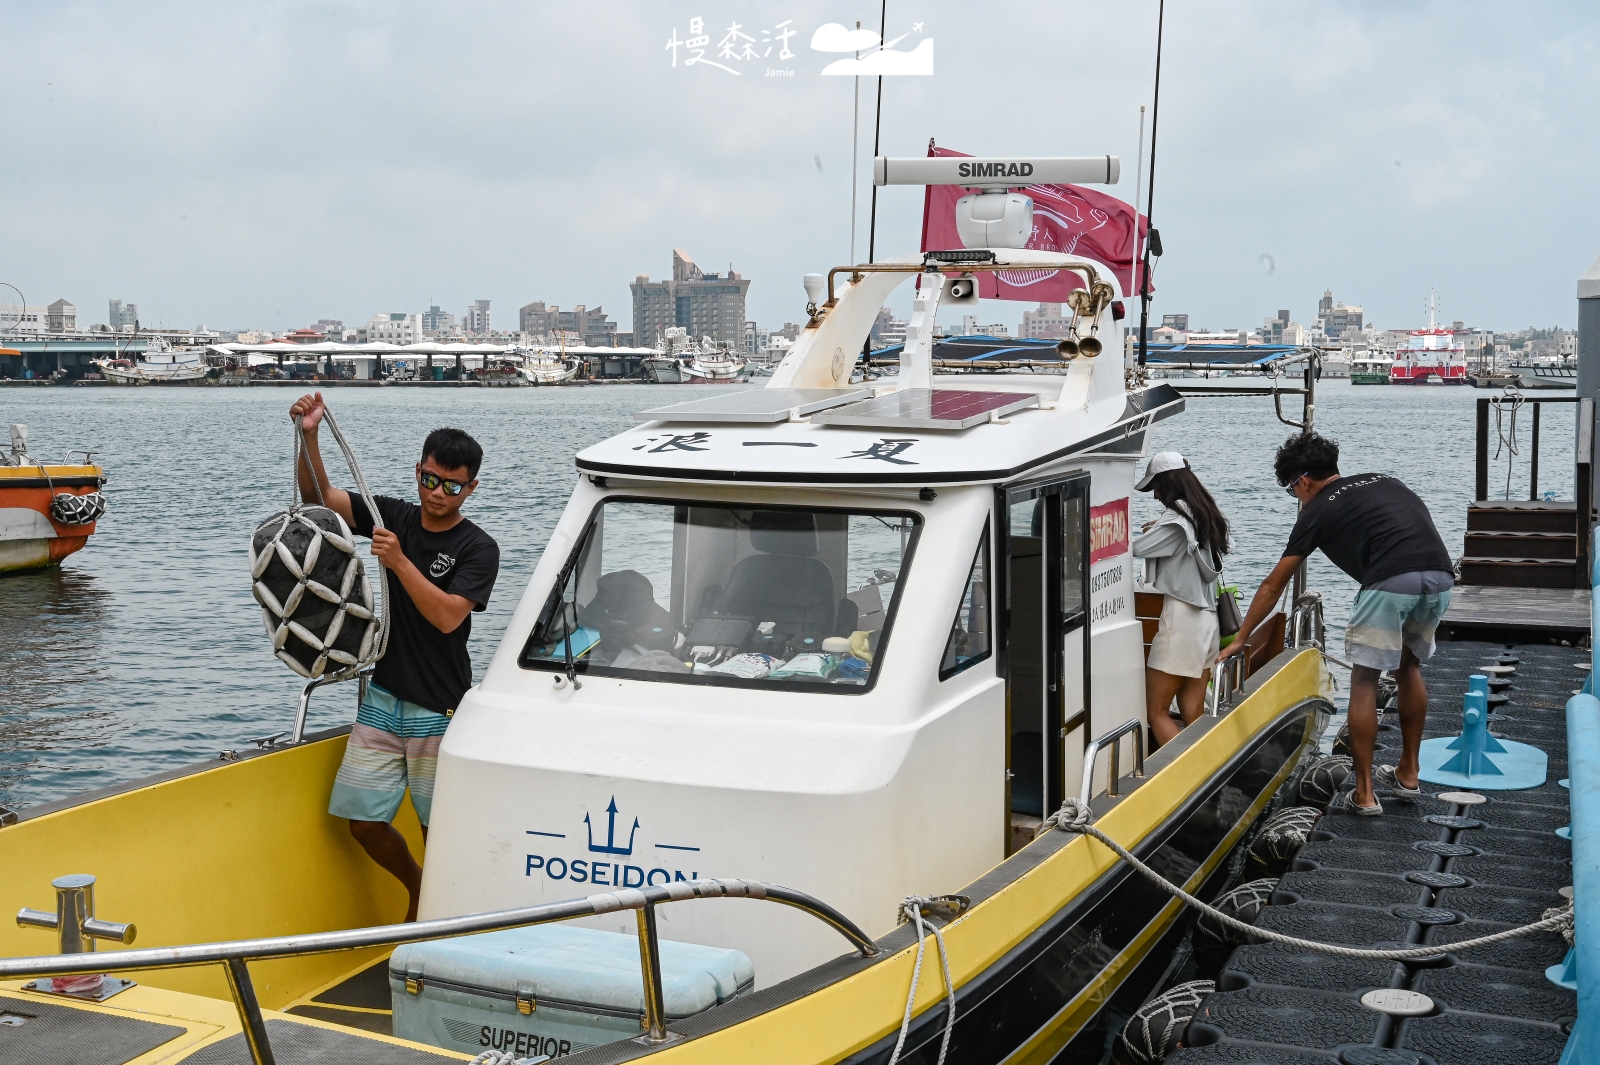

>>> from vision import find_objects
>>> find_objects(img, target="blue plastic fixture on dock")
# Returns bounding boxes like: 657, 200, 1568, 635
1418, 674, 1548, 790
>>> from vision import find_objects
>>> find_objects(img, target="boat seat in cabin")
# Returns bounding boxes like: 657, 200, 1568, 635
582, 569, 678, 653
716, 512, 840, 636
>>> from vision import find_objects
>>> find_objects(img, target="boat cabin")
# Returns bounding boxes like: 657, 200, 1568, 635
422, 249, 1187, 985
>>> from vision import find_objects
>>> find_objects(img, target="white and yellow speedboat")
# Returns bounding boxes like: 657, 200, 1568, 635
1, 155, 1330, 1065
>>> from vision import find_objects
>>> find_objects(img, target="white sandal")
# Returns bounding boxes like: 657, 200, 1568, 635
1374, 764, 1422, 799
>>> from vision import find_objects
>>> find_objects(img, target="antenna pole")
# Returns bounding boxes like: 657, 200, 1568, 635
1137, 0, 1165, 368
1130, 105, 1145, 360
851, 23, 861, 265
866, 0, 887, 265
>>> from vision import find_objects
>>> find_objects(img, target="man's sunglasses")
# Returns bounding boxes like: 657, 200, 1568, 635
419, 471, 468, 496
1283, 473, 1308, 496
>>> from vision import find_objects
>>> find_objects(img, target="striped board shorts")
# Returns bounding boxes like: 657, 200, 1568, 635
328, 682, 450, 827
1346, 586, 1453, 671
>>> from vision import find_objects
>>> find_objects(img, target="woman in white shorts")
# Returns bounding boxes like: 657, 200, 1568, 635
1133, 451, 1231, 746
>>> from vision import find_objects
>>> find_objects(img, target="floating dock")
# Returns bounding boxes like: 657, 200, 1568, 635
1171, 640, 1576, 1065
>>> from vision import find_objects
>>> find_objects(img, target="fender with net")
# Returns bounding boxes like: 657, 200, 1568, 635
250, 409, 390, 681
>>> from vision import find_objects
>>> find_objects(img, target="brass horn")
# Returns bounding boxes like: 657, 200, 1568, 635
1056, 337, 1080, 358
1077, 334, 1103, 358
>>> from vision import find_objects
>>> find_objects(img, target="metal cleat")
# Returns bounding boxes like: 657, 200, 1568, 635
15, 874, 138, 1000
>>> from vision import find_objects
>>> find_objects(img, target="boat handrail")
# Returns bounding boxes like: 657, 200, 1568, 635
1206, 654, 1247, 718
823, 257, 1104, 308
1080, 718, 1145, 808
6, 877, 878, 1063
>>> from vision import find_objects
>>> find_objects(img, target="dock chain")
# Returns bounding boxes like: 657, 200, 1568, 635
1040, 797, 1574, 961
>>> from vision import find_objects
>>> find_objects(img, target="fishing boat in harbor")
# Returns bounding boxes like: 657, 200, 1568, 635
0, 153, 1338, 1065
96, 340, 210, 386
0, 424, 106, 573
518, 347, 582, 385
680, 348, 747, 382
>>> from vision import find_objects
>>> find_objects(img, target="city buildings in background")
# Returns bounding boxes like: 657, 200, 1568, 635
109, 299, 139, 331
1020, 303, 1072, 340
962, 314, 1010, 337
871, 308, 907, 349
744, 319, 803, 362
462, 300, 492, 334
631, 249, 749, 349
0, 303, 52, 333
519, 302, 619, 347
421, 305, 455, 335
1317, 290, 1364, 340
361, 312, 425, 344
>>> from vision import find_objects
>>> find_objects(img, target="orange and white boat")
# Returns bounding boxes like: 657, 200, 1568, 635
0, 423, 107, 574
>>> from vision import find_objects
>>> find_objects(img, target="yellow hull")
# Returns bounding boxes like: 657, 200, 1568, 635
0, 652, 1328, 1063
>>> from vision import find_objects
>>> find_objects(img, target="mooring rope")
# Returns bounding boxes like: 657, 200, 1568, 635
1489, 389, 1524, 501
1040, 797, 1573, 961
288, 409, 391, 673
887, 896, 958, 1065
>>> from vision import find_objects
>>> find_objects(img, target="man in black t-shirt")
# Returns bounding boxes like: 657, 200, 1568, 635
1220, 432, 1452, 816
290, 393, 499, 921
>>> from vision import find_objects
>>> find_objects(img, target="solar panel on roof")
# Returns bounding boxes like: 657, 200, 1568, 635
635, 388, 872, 424
810, 388, 1040, 431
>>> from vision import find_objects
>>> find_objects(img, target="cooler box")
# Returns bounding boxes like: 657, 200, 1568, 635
389, 925, 754, 1059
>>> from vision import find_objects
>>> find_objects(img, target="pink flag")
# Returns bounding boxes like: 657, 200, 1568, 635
919, 145, 1150, 300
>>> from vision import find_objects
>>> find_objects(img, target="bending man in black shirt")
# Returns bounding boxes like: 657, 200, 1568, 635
291, 393, 500, 920
1220, 432, 1453, 816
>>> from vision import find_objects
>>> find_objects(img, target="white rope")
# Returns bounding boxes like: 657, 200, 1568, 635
1490, 389, 1524, 501
470, 1052, 543, 1065
293, 410, 391, 672
887, 896, 957, 1065
1042, 798, 1574, 960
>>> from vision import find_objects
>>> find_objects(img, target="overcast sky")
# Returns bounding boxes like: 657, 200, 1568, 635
4, 1, 1597, 335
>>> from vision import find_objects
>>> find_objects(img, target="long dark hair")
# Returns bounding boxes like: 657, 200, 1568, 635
1150, 466, 1230, 559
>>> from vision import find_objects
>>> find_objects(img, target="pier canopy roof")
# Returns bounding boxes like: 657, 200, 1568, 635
1142, 342, 1318, 368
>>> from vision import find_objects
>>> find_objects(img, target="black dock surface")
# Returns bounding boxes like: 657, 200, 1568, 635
1171, 641, 1576, 1065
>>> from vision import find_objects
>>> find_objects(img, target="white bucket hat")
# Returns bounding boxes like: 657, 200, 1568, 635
1136, 451, 1187, 491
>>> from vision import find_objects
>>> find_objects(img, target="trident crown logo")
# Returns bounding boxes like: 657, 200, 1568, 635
584, 796, 640, 856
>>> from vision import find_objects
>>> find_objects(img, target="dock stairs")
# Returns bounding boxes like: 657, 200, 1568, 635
1461, 500, 1582, 589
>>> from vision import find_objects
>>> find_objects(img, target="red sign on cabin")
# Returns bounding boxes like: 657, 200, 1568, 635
1089, 498, 1130, 564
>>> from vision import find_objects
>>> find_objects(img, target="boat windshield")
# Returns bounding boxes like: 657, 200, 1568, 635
520, 499, 917, 691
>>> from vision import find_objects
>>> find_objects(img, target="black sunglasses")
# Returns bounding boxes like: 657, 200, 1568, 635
419, 470, 468, 496
1283, 473, 1307, 495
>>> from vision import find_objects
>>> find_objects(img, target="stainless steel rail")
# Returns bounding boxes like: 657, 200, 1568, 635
290, 665, 372, 745
1207, 654, 1245, 718
823, 257, 1104, 308
1080, 719, 1146, 807
8, 877, 878, 1065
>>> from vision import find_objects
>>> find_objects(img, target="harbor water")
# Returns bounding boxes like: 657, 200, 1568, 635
0, 381, 1575, 809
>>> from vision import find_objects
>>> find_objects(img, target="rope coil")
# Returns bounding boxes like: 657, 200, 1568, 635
1042, 798, 1573, 960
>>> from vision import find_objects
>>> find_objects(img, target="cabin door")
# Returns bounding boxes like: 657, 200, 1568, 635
1002, 475, 1091, 855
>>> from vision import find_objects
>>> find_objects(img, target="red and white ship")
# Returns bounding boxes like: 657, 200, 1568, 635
1390, 291, 1467, 384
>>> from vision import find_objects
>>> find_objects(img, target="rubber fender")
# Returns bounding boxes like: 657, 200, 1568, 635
1192, 877, 1278, 962
50, 490, 106, 526
1247, 806, 1322, 876
250, 505, 377, 679
1112, 979, 1216, 1065
1332, 722, 1393, 759
1299, 755, 1354, 808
